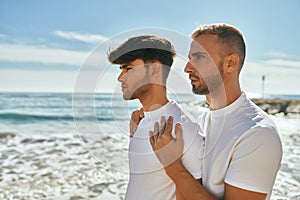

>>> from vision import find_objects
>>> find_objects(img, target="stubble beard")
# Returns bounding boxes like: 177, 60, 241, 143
192, 71, 224, 95
123, 84, 151, 100
122, 74, 151, 100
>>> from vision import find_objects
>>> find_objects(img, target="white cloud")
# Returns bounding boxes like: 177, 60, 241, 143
241, 60, 300, 95
0, 34, 7, 38
267, 50, 290, 58
0, 43, 109, 67
264, 59, 300, 68
0, 68, 119, 93
54, 31, 108, 44
266, 50, 300, 61
0, 69, 78, 92
0, 43, 87, 66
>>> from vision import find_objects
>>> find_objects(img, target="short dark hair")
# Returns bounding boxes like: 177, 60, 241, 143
108, 35, 176, 80
192, 24, 246, 68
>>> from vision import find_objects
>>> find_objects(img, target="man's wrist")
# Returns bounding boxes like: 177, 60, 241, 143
164, 159, 186, 182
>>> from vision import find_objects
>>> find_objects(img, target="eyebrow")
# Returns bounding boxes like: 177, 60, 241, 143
190, 51, 207, 57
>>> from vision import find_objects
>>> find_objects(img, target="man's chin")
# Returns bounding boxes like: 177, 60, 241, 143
122, 94, 135, 100
122, 95, 130, 100
192, 87, 209, 95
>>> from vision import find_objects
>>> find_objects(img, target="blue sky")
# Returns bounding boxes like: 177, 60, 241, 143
0, 0, 299, 95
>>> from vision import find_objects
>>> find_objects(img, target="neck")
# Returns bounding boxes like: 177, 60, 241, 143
139, 85, 169, 112
206, 81, 241, 110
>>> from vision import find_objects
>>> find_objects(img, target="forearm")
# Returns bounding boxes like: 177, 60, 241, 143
176, 189, 185, 200
166, 161, 217, 200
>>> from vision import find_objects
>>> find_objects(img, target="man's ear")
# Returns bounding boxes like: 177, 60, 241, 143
150, 62, 161, 80
224, 54, 240, 74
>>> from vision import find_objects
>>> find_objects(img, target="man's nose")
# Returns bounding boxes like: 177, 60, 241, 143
184, 61, 194, 74
117, 70, 126, 82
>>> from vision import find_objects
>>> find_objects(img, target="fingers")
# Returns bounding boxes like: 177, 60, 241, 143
139, 108, 144, 118
160, 116, 166, 136
153, 121, 159, 144
149, 119, 184, 168
174, 123, 183, 142
149, 130, 154, 147
165, 116, 174, 137
150, 118, 165, 147
149, 116, 174, 150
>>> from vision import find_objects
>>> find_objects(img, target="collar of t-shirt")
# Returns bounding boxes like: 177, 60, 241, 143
209, 92, 247, 118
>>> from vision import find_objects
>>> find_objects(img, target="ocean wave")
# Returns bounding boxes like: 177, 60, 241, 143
0, 112, 128, 122
0, 113, 74, 121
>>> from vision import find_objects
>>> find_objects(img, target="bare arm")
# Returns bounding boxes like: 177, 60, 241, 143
224, 184, 267, 200
149, 116, 267, 200
176, 178, 202, 200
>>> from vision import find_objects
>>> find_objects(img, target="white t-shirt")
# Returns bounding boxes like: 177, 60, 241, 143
199, 92, 282, 199
125, 101, 203, 200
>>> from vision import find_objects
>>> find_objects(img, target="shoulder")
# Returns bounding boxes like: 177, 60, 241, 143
250, 126, 281, 146
245, 108, 281, 145
236, 125, 282, 159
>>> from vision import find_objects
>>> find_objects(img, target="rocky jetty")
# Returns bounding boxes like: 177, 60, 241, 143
251, 99, 300, 115
195, 99, 300, 115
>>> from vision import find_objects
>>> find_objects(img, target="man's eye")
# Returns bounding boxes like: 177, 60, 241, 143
120, 64, 128, 69
119, 66, 132, 71
196, 55, 204, 60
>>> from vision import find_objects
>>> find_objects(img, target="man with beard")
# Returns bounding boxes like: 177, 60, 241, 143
131, 24, 282, 200
108, 35, 204, 200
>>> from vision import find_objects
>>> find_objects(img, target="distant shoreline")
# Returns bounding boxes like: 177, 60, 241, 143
1, 92, 300, 116
0, 91, 300, 100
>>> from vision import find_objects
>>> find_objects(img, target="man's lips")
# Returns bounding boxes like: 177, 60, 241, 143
121, 84, 127, 92
189, 75, 200, 82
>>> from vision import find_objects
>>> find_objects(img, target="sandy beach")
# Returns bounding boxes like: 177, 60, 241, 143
0, 133, 129, 200
1, 114, 300, 200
